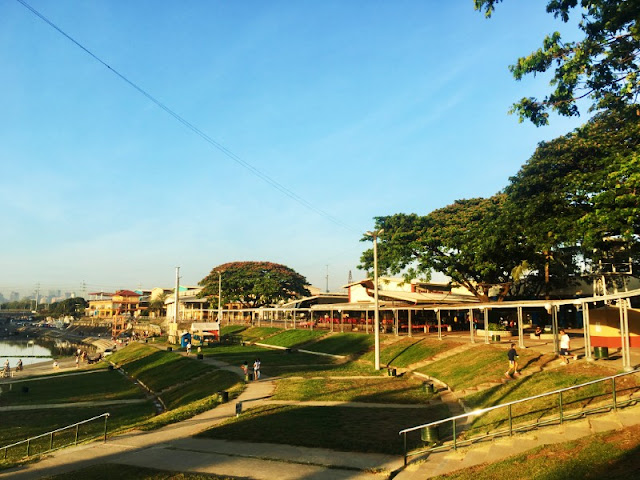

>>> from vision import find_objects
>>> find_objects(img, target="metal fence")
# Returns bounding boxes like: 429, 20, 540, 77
399, 369, 640, 466
1, 413, 109, 461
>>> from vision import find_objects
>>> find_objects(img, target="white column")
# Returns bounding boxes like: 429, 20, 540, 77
517, 306, 525, 349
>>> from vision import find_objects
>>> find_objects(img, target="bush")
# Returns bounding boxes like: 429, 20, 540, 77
488, 322, 507, 331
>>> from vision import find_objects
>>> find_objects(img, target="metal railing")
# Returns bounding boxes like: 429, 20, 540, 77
400, 369, 640, 465
1, 413, 109, 461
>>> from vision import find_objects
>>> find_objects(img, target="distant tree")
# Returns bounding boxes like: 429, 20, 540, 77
148, 292, 168, 317
46, 298, 87, 318
199, 261, 310, 308
475, 0, 640, 125
360, 196, 528, 301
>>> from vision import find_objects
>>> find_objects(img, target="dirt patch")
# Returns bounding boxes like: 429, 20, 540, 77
601, 424, 640, 448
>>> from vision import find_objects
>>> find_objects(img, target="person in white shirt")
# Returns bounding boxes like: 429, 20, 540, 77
559, 329, 577, 364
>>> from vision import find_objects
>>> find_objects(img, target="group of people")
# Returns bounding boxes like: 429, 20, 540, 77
241, 358, 261, 381
2, 358, 23, 377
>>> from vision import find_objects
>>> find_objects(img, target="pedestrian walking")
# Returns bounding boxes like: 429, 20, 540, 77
241, 361, 249, 382
253, 358, 260, 380
75, 355, 80, 368
186, 342, 192, 356
505, 343, 520, 378
559, 329, 577, 364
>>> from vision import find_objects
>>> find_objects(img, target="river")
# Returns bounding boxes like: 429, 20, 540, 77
0, 338, 86, 368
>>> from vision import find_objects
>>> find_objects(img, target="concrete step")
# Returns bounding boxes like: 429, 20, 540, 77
589, 415, 623, 433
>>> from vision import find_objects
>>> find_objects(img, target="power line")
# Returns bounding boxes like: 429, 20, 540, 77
16, 0, 357, 234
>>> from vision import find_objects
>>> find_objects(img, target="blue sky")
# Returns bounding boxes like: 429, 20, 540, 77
0, 0, 588, 297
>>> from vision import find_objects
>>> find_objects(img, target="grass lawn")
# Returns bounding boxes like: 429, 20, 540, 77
161, 370, 241, 410
260, 329, 327, 348
108, 342, 157, 365
416, 345, 552, 391
197, 404, 451, 454
361, 337, 461, 368
463, 363, 638, 435
201, 344, 335, 369
0, 370, 144, 406
0, 403, 155, 462
219, 325, 246, 336
121, 350, 214, 392
266, 359, 386, 377
238, 327, 282, 341
432, 424, 640, 480
272, 376, 436, 404
303, 332, 375, 356
42, 463, 233, 479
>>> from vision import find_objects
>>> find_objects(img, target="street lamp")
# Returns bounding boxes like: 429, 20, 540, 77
365, 228, 384, 370
217, 271, 223, 324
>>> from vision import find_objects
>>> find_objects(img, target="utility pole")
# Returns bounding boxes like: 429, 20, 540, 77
174, 267, 180, 323
325, 265, 329, 293
217, 271, 222, 323
365, 229, 384, 371
35, 283, 40, 312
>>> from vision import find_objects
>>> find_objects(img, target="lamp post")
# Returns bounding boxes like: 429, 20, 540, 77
365, 228, 384, 371
217, 271, 223, 324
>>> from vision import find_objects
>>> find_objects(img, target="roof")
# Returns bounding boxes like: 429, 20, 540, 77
114, 290, 140, 297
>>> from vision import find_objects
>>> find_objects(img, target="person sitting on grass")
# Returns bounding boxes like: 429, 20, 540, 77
505, 343, 520, 378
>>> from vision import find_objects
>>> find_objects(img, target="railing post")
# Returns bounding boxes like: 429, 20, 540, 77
26, 439, 30, 457
49, 432, 53, 451
612, 377, 617, 411
403, 432, 407, 466
508, 404, 513, 436
103, 415, 108, 443
559, 391, 564, 424
452, 419, 457, 450
75, 424, 80, 445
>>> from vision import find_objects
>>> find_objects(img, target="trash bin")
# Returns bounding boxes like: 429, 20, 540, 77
197, 353, 204, 360
22, 386, 29, 394
421, 426, 439, 444
388, 367, 397, 377
423, 382, 435, 394
594, 346, 609, 359
491, 334, 501, 342
167, 346, 173, 352
218, 391, 229, 402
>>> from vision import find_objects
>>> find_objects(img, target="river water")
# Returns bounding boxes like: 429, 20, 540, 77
0, 338, 83, 368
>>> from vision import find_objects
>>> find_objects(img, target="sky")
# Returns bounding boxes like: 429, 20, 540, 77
0, 0, 589, 297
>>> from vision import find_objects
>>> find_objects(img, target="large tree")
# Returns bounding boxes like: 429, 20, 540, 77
199, 261, 310, 308
475, 0, 640, 126
360, 195, 528, 301
504, 105, 640, 294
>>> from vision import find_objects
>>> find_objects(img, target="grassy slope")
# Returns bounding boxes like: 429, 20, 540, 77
361, 337, 461, 367
417, 345, 551, 391
198, 404, 451, 454
261, 329, 327, 347
433, 423, 640, 480
239, 327, 283, 341
0, 370, 144, 406
42, 464, 232, 479
303, 332, 375, 356
272, 376, 435, 403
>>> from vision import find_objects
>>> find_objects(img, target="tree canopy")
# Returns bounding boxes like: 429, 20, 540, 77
475, 0, 640, 125
361, 107, 640, 300
360, 196, 528, 301
199, 261, 310, 308
45, 297, 87, 318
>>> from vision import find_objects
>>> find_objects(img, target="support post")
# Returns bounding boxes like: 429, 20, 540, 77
469, 309, 475, 343
584, 302, 592, 362
408, 309, 412, 338
483, 308, 489, 344
436, 309, 442, 340
517, 306, 525, 349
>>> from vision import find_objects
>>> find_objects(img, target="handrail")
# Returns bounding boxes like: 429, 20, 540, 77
1, 413, 109, 460
400, 369, 639, 435
399, 369, 640, 464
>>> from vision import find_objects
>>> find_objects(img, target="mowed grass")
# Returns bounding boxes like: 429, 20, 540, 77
304, 332, 375, 356
272, 376, 436, 404
41, 464, 234, 480
0, 403, 155, 460
261, 329, 327, 348
198, 404, 451, 454
416, 345, 549, 391
362, 337, 461, 368
238, 327, 282, 341
108, 342, 156, 365
432, 423, 640, 480
463, 363, 639, 434
120, 350, 214, 392
266, 359, 386, 377
161, 370, 241, 410
202, 344, 335, 369
0, 370, 144, 406
219, 325, 247, 336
